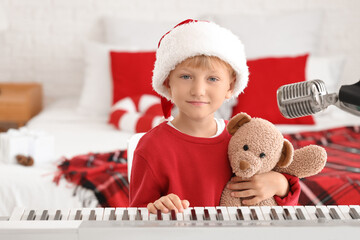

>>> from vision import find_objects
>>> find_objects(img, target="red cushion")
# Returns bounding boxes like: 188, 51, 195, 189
232, 54, 315, 124
110, 51, 158, 104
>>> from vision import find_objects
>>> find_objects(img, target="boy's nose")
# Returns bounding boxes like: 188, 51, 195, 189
190, 80, 206, 96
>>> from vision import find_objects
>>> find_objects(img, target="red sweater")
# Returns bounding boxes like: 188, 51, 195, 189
129, 122, 300, 207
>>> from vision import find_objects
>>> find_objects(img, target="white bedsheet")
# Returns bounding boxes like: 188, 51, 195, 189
0, 98, 133, 216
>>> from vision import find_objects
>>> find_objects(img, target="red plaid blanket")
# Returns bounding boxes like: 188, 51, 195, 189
54, 150, 129, 207
284, 125, 360, 205
54, 126, 360, 207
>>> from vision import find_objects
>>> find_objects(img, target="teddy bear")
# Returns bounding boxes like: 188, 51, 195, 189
220, 112, 327, 206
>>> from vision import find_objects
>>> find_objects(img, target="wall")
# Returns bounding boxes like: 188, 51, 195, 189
0, 0, 359, 103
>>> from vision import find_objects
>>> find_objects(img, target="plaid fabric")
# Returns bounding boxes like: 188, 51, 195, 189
284, 126, 360, 205
54, 125, 360, 207
53, 150, 129, 207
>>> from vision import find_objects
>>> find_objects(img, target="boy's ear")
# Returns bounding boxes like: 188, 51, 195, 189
225, 77, 236, 99
227, 112, 251, 135
163, 77, 172, 96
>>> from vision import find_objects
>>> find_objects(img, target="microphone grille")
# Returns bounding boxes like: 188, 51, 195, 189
277, 80, 327, 118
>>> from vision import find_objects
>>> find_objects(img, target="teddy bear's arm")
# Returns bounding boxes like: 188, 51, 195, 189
274, 145, 327, 178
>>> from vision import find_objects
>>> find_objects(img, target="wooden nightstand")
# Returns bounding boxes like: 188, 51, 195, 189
0, 82, 43, 131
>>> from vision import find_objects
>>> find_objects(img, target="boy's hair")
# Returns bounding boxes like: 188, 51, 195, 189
180, 55, 236, 79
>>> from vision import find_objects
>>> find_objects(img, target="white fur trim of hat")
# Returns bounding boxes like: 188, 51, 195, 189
152, 19, 249, 100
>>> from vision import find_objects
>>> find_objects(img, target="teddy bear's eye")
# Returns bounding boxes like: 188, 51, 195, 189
259, 152, 266, 158
243, 145, 249, 151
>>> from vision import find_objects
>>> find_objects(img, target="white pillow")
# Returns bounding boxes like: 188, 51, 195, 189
208, 11, 323, 59
78, 41, 131, 116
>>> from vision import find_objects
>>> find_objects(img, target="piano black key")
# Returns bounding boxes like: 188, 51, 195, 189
283, 208, 292, 220
191, 209, 198, 221
170, 210, 177, 221
203, 209, 211, 221
236, 209, 244, 220
75, 210, 82, 220
122, 210, 129, 221
295, 208, 306, 220
27, 210, 36, 221
89, 210, 96, 221
156, 210, 162, 221
270, 208, 279, 220
54, 210, 62, 220
315, 208, 326, 219
329, 208, 340, 220
109, 210, 116, 220
216, 209, 223, 221
250, 209, 258, 220
40, 210, 49, 221
349, 207, 360, 219
135, 210, 142, 221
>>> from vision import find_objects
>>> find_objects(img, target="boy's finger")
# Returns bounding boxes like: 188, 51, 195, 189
147, 203, 158, 214
242, 196, 261, 206
227, 181, 252, 190
230, 189, 255, 198
231, 176, 249, 182
160, 196, 178, 213
167, 194, 184, 212
154, 199, 170, 213
181, 200, 190, 209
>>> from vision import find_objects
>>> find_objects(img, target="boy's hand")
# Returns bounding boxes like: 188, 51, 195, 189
147, 193, 190, 214
226, 171, 289, 205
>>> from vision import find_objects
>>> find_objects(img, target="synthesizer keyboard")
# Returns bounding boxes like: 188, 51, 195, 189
0, 205, 359, 240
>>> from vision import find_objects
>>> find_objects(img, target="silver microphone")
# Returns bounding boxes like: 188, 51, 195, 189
277, 79, 360, 118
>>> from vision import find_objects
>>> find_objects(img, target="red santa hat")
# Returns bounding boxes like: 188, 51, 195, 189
152, 19, 249, 118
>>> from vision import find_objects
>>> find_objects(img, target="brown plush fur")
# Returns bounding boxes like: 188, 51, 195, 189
220, 112, 327, 206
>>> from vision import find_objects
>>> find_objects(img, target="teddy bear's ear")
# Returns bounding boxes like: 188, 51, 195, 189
227, 112, 252, 135
277, 139, 294, 168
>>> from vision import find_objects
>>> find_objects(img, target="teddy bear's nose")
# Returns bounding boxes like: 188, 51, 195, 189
239, 160, 250, 170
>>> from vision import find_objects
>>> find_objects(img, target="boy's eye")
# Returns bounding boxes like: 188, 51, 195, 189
208, 77, 218, 82
181, 75, 191, 80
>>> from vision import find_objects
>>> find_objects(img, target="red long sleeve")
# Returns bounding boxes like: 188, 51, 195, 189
274, 173, 301, 206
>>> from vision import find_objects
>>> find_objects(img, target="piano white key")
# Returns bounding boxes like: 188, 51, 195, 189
183, 207, 193, 221
315, 205, 332, 220
68, 208, 83, 220
226, 207, 238, 221
304, 206, 319, 220
281, 206, 297, 220
249, 206, 265, 221
216, 206, 230, 221
126, 207, 138, 221
115, 208, 127, 221
293, 206, 312, 220
9, 207, 25, 221
327, 206, 345, 220
260, 206, 284, 221
194, 207, 205, 221
349, 205, 360, 219
103, 208, 116, 221
204, 207, 217, 221
138, 208, 149, 221
238, 207, 252, 221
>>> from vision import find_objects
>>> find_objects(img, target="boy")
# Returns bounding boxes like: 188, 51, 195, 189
130, 19, 300, 213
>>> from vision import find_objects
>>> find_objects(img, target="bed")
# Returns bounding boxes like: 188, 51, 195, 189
0, 11, 359, 217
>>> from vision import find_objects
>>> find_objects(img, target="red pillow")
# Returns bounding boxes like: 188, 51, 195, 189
110, 51, 158, 104
232, 54, 315, 124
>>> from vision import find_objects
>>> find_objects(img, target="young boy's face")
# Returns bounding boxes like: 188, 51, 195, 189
166, 57, 235, 121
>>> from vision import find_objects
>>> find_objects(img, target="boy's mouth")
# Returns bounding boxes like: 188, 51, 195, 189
186, 101, 209, 106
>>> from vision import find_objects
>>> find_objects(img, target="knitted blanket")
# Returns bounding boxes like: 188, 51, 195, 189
54, 125, 360, 207
284, 126, 360, 205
